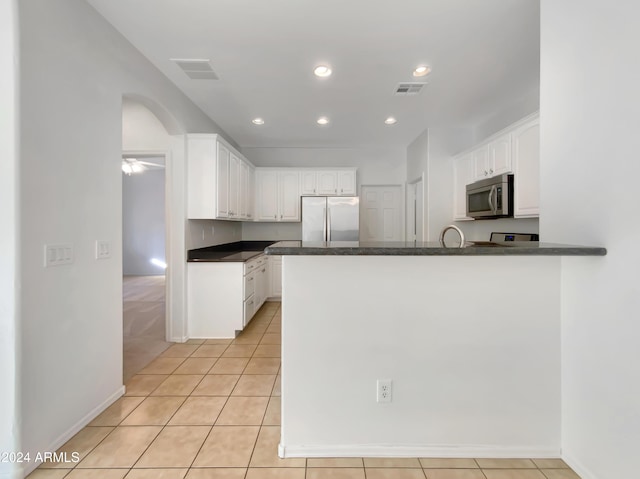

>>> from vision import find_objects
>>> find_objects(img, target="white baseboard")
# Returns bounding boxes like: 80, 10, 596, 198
23, 386, 125, 476
0, 465, 24, 479
279, 443, 561, 459
169, 335, 189, 343
562, 452, 598, 479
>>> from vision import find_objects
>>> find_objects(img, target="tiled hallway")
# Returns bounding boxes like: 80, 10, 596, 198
29, 302, 580, 479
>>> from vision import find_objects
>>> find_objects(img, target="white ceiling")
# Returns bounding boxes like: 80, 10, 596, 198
86, 0, 540, 149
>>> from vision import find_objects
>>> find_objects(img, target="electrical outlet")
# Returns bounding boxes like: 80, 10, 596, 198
377, 379, 392, 403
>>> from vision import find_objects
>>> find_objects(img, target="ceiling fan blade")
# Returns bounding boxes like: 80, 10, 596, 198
136, 161, 165, 168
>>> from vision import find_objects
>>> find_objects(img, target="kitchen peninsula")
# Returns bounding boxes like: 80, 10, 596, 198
265, 241, 605, 459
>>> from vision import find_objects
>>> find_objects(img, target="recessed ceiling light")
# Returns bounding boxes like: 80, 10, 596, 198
413, 65, 432, 77
384, 117, 398, 125
252, 118, 265, 125
314, 65, 332, 77
317, 116, 330, 125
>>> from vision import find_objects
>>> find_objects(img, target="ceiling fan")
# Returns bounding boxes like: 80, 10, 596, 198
121, 157, 164, 175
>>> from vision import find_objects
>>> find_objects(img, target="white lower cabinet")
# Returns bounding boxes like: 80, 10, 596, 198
269, 256, 282, 298
188, 255, 268, 338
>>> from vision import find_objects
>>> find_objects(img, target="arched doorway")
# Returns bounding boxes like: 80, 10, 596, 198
121, 95, 184, 380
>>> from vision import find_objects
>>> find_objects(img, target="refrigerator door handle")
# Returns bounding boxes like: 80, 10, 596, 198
323, 207, 327, 241
327, 208, 331, 241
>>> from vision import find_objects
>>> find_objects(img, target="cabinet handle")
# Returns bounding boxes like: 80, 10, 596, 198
340, 188, 343, 194
261, 268, 266, 273
313, 188, 316, 194
274, 215, 277, 219
248, 277, 254, 281
484, 170, 488, 176
334, 189, 337, 193
280, 214, 283, 219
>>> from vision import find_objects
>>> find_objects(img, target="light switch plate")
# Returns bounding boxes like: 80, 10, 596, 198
96, 240, 111, 260
44, 243, 74, 267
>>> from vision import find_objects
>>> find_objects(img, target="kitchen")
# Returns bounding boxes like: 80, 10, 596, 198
3, 1, 638, 479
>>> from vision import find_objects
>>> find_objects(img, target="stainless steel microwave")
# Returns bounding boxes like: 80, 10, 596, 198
466, 173, 514, 219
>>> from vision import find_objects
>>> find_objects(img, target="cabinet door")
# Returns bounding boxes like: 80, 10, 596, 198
317, 171, 338, 195
472, 145, 490, 181
256, 170, 279, 221
270, 257, 282, 298
216, 142, 230, 218
228, 153, 240, 219
512, 118, 540, 218
278, 171, 300, 221
453, 154, 473, 220
247, 166, 255, 220
489, 133, 512, 176
238, 161, 249, 219
300, 171, 318, 195
337, 169, 357, 195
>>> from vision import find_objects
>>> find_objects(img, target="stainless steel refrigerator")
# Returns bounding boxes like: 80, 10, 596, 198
302, 196, 360, 241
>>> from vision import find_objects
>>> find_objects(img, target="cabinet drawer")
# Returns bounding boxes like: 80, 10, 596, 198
244, 259, 259, 275
244, 271, 255, 300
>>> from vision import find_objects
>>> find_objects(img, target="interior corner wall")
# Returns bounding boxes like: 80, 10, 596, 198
0, 1, 21, 478
187, 220, 242, 249
18, 0, 223, 473
540, 1, 640, 478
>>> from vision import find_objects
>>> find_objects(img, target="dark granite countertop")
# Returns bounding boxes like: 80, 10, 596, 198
264, 241, 607, 256
188, 241, 276, 262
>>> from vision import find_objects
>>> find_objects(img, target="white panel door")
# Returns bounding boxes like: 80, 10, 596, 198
360, 186, 402, 242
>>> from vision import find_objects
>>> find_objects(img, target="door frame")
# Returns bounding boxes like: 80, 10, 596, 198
406, 173, 426, 242
122, 148, 174, 342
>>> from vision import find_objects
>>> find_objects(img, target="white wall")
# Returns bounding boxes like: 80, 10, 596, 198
0, 1, 21, 478
187, 219, 242, 249
474, 88, 540, 143
540, 2, 640, 478
122, 167, 166, 275
242, 147, 406, 240
122, 99, 170, 152
282, 255, 561, 457
17, 0, 227, 473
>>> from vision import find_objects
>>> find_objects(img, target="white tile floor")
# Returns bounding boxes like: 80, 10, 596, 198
29, 301, 582, 479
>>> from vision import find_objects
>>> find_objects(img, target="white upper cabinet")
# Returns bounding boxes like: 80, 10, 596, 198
256, 169, 279, 221
337, 169, 357, 195
279, 170, 301, 221
216, 141, 230, 218
512, 115, 540, 218
451, 112, 540, 221
228, 152, 240, 219
488, 132, 512, 177
453, 153, 474, 221
299, 168, 357, 196
471, 145, 490, 182
317, 170, 339, 195
471, 133, 513, 182
186, 134, 254, 221
256, 169, 300, 222
300, 170, 318, 195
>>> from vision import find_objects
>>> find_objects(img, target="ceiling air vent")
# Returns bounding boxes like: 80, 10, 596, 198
394, 82, 427, 96
171, 59, 219, 80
